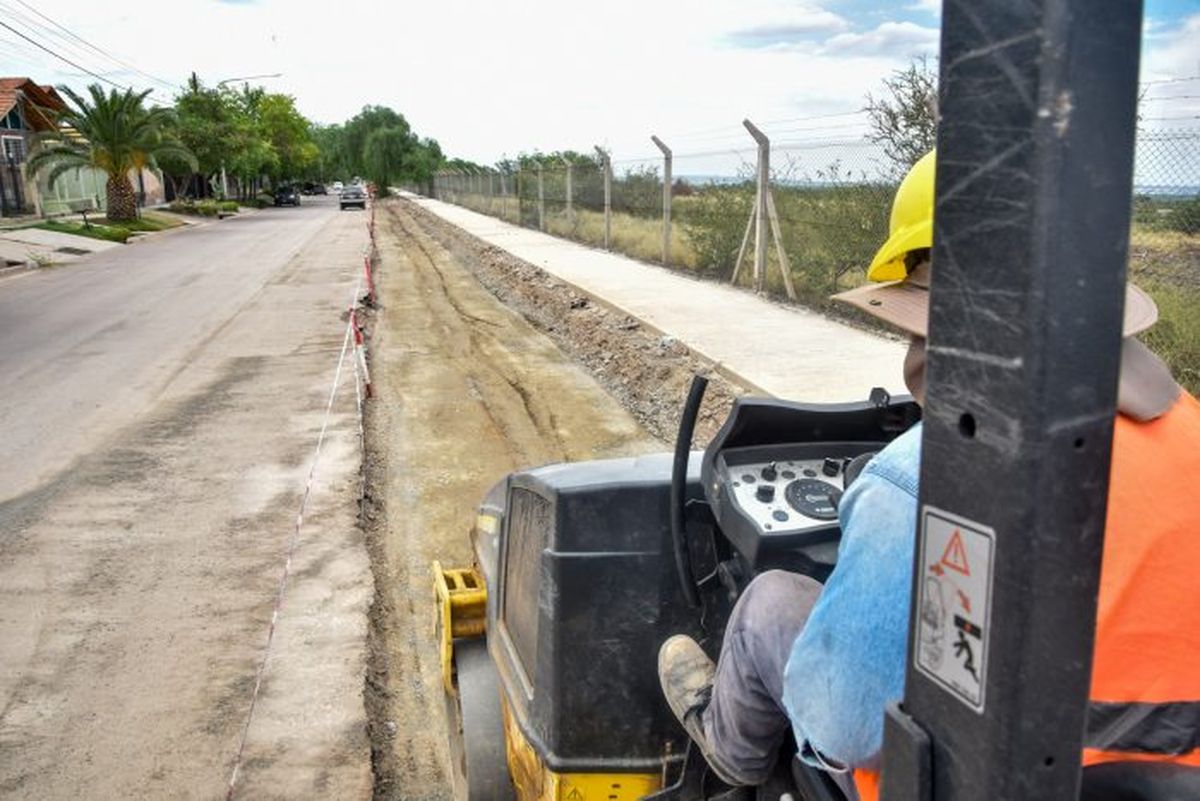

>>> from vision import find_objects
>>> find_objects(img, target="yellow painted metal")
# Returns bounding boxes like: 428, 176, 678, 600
502, 699, 662, 801
432, 560, 488, 694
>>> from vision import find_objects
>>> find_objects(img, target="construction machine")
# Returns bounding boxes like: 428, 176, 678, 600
434, 0, 1200, 799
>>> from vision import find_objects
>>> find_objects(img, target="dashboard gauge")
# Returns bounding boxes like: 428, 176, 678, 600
784, 478, 842, 520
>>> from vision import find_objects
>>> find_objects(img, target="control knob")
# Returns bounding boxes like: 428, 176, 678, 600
755, 484, 776, 503
822, 457, 840, 477
761, 462, 778, 482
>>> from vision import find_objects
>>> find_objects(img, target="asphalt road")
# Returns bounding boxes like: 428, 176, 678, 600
0, 196, 373, 799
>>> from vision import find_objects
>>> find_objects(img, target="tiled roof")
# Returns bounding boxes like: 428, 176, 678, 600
0, 78, 66, 130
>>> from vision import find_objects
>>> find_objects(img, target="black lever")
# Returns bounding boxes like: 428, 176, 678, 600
671, 374, 708, 609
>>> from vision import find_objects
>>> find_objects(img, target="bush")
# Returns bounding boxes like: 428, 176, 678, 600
680, 184, 754, 275
1132, 194, 1200, 235
167, 198, 239, 217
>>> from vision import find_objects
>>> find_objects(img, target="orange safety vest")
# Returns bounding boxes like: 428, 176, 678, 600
853, 392, 1200, 801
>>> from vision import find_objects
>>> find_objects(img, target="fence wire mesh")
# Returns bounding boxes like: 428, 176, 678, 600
430, 121, 1199, 391
435, 127, 1197, 298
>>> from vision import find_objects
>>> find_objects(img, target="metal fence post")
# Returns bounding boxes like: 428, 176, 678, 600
651, 135, 672, 266
537, 162, 545, 231
562, 157, 573, 229
503, 169, 511, 221
594, 146, 611, 250
744, 119, 769, 293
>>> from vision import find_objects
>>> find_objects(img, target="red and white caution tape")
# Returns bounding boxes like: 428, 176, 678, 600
224, 273, 365, 800
350, 305, 373, 399
363, 255, 375, 305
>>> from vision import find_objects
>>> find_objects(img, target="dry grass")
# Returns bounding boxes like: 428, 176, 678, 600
446, 191, 1200, 395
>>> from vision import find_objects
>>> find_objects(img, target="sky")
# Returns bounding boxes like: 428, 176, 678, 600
1, 0, 1198, 175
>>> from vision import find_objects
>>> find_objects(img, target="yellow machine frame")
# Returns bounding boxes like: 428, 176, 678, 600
434, 560, 664, 801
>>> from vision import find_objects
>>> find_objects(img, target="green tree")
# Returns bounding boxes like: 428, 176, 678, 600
257, 93, 318, 181
29, 84, 195, 222
364, 126, 412, 191
865, 55, 938, 174
405, 137, 444, 194
343, 106, 411, 176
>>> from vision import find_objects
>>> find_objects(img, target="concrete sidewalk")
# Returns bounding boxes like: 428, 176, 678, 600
0, 226, 123, 268
405, 194, 907, 403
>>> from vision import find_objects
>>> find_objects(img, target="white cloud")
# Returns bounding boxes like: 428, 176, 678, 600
1140, 13, 1200, 82
725, 6, 850, 48
905, 0, 942, 15
821, 21, 939, 58
0, 0, 938, 171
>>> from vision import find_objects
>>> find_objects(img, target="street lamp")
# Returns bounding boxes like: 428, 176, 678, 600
214, 73, 283, 198
216, 73, 283, 87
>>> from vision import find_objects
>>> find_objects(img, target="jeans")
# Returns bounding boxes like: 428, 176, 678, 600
703, 570, 858, 799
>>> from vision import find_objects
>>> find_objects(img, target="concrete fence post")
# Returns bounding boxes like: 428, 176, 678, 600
651, 134, 672, 266
537, 162, 545, 231
745, 119, 770, 292
594, 146, 611, 250
561, 157, 573, 228
488, 169, 495, 215
743, 119, 797, 300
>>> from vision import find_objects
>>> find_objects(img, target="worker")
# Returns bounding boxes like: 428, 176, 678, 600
658, 150, 1200, 800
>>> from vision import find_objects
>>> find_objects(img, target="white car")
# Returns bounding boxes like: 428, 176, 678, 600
332, 181, 344, 195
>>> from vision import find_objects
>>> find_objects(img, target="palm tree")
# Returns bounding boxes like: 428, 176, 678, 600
28, 85, 196, 223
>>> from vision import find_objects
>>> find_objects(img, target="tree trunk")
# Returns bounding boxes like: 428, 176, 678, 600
106, 174, 138, 222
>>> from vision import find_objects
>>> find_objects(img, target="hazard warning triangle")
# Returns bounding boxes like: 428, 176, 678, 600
940, 529, 971, 576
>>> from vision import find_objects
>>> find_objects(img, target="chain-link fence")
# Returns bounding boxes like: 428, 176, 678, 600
430, 121, 1199, 390
434, 126, 1197, 301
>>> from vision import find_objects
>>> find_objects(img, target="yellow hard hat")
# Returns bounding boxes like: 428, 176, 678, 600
867, 150, 937, 282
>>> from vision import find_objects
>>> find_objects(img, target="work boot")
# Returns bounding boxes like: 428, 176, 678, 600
658, 635, 750, 787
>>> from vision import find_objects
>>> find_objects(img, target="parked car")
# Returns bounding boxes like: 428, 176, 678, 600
310, 183, 328, 195
332, 181, 344, 195
274, 185, 301, 207
340, 185, 367, 210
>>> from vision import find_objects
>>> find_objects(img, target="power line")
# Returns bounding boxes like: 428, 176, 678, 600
1140, 75, 1200, 87
7, 0, 179, 92
0, 18, 129, 91
666, 109, 867, 142
0, 13, 174, 105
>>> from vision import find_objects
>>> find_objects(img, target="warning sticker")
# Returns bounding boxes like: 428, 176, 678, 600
915, 505, 995, 713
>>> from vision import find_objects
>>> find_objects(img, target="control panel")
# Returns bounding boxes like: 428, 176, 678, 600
708, 442, 881, 566
728, 456, 849, 533
699, 393, 921, 569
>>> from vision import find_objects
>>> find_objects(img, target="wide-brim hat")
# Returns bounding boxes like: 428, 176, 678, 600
832, 262, 1159, 339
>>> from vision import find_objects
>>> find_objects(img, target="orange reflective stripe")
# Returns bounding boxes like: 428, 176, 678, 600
853, 768, 880, 801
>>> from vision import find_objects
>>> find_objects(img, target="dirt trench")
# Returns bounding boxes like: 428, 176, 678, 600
361, 202, 684, 799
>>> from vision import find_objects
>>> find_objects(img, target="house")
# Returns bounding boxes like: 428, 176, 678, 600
0, 76, 167, 218
0, 78, 66, 216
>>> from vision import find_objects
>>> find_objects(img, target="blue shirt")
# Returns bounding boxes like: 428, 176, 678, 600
781, 422, 923, 772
